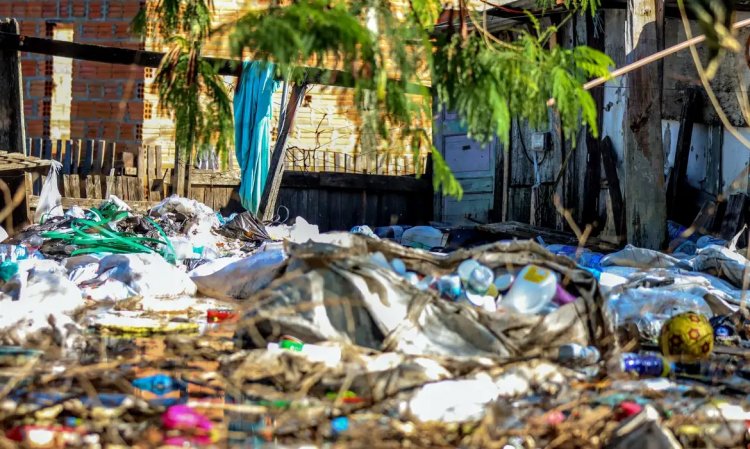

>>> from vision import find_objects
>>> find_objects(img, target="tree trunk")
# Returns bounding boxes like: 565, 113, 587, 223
624, 0, 666, 249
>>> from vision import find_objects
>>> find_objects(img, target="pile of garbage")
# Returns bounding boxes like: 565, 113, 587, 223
3, 198, 750, 448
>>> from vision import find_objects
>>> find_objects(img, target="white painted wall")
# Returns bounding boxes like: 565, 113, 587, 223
722, 129, 750, 194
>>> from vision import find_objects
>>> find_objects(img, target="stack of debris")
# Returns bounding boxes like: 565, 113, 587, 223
2, 195, 750, 448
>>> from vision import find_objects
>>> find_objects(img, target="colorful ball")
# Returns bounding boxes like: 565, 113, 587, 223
659, 312, 714, 361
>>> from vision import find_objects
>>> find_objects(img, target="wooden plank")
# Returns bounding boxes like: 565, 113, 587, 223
0, 31, 428, 93
29, 195, 158, 211
62, 174, 73, 197
84, 176, 96, 199
601, 136, 626, 241
81, 140, 94, 176
581, 13, 604, 229
173, 153, 186, 197
259, 83, 308, 221
279, 171, 432, 193
719, 193, 748, 240
667, 88, 698, 221
42, 139, 52, 160
71, 140, 82, 174
133, 177, 144, 201
105, 176, 115, 198
691, 200, 719, 236
62, 140, 72, 174
624, 0, 666, 248
92, 140, 104, 174
705, 125, 723, 197
54, 140, 63, 163
114, 176, 123, 199
30, 138, 42, 158
191, 187, 205, 205
70, 174, 81, 198
92, 174, 103, 199
155, 146, 162, 178
103, 141, 115, 175
0, 20, 26, 155
31, 139, 43, 194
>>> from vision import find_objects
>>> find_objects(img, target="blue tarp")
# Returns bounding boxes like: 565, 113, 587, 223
234, 61, 280, 215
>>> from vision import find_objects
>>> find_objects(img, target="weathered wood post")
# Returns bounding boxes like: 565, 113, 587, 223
258, 83, 307, 221
624, 0, 666, 248
0, 18, 26, 155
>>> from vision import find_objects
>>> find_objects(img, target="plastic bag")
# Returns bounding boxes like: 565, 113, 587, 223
606, 288, 713, 343
33, 161, 63, 224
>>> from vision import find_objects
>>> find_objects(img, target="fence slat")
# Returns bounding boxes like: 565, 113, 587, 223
62, 140, 72, 174
92, 140, 104, 174
42, 139, 52, 160
103, 141, 115, 175
70, 174, 80, 198
81, 140, 94, 176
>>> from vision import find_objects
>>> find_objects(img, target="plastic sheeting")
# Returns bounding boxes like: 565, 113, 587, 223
234, 237, 614, 359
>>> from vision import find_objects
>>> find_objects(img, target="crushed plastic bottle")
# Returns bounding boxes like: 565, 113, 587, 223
609, 353, 671, 377
132, 374, 187, 396
556, 343, 601, 366
500, 265, 556, 314
436, 275, 462, 300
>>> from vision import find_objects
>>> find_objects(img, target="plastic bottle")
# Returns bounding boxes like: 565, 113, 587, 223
500, 265, 557, 314
390, 258, 407, 275
457, 259, 480, 283
609, 353, 672, 377
556, 344, 600, 366
466, 264, 494, 295
436, 275, 462, 300
494, 274, 514, 292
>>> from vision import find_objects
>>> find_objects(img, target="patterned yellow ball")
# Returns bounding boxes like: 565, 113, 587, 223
659, 312, 714, 361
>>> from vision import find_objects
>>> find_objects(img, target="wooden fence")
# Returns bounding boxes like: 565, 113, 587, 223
23, 138, 434, 230
285, 147, 427, 175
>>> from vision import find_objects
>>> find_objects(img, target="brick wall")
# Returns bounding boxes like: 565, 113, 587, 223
3, 0, 429, 169
0, 0, 145, 153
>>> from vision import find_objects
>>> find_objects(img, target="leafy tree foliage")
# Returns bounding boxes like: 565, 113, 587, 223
134, 0, 614, 198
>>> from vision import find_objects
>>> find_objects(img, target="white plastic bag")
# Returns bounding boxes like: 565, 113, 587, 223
34, 161, 63, 224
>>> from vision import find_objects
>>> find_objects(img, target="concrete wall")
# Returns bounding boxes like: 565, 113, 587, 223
601, 7, 750, 223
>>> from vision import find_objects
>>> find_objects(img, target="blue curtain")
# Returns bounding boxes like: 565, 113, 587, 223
234, 61, 280, 215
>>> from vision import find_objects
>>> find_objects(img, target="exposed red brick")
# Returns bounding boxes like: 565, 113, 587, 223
86, 126, 99, 138
19, 21, 39, 36
21, 61, 38, 78
107, 1, 125, 19
122, 2, 142, 19
81, 23, 100, 39
126, 101, 143, 119
95, 102, 112, 117
70, 121, 86, 138
119, 124, 135, 140
28, 80, 45, 98
72, 0, 86, 17
103, 85, 120, 100
27, 119, 44, 136
103, 125, 119, 140
26, 3, 43, 17
0, 4, 11, 16
41, 1, 58, 18
72, 81, 88, 97
11, 4, 27, 16
88, 2, 103, 19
